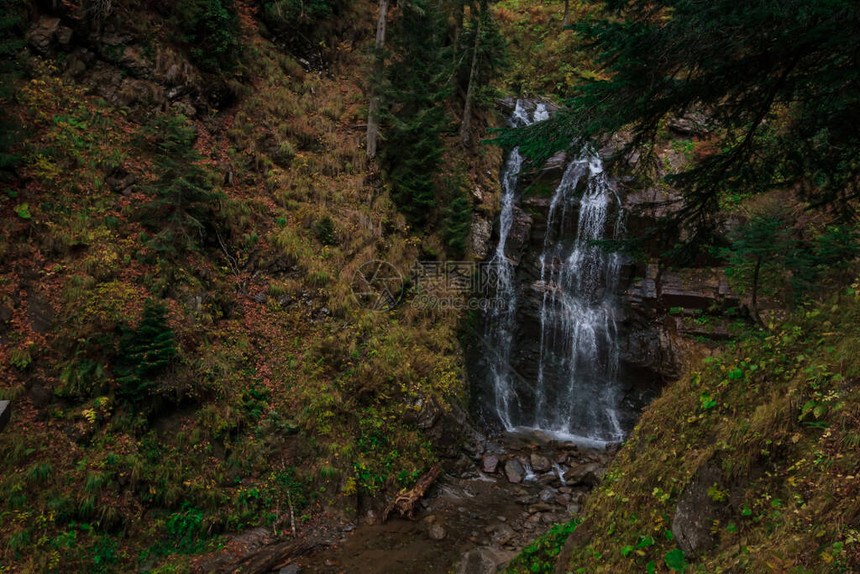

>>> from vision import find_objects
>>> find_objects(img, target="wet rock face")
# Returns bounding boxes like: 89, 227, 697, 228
470, 135, 742, 434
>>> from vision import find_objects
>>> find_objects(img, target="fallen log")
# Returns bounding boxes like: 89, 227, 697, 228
383, 462, 442, 522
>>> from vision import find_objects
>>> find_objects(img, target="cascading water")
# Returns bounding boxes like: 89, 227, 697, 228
484, 103, 627, 446
484, 100, 547, 430
533, 150, 626, 444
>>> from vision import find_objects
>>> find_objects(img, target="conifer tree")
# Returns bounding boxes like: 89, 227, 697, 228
506, 0, 860, 249
115, 300, 178, 402
380, 0, 453, 224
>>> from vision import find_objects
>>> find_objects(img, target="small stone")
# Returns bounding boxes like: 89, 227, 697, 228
504, 459, 525, 484
279, 565, 300, 574
530, 453, 552, 473
481, 454, 500, 474
429, 524, 447, 540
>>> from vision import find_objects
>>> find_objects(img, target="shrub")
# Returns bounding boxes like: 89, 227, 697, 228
115, 299, 179, 402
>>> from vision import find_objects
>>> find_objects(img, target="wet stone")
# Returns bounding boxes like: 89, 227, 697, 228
504, 459, 525, 484
481, 454, 500, 474
530, 453, 552, 473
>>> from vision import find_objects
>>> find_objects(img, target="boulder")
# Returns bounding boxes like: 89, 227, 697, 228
530, 453, 552, 473
504, 459, 525, 484
563, 463, 605, 487
0, 400, 10, 433
671, 460, 724, 555
470, 216, 492, 260
456, 547, 515, 574
481, 454, 500, 474
27, 17, 61, 55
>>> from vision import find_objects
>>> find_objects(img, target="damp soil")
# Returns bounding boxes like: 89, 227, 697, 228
295, 431, 615, 574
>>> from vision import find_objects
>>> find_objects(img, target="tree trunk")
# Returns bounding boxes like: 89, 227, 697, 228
366, 0, 389, 160
562, 0, 570, 27
459, 8, 482, 145
453, 0, 465, 58
751, 255, 762, 324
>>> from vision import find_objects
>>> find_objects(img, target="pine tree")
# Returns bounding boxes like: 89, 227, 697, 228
457, 0, 508, 144
115, 299, 178, 402
139, 115, 223, 254
507, 0, 860, 250
380, 0, 453, 224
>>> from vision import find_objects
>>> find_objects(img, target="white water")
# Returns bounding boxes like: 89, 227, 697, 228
532, 149, 625, 443
485, 100, 547, 430
485, 106, 627, 446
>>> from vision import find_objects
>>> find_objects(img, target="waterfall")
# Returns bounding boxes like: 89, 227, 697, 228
484, 104, 626, 446
534, 150, 625, 444
484, 100, 547, 430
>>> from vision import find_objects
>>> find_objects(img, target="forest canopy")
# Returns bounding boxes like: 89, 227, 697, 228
505, 0, 859, 245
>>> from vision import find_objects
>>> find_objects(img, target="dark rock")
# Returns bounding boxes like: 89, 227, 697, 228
471, 216, 492, 260
56, 26, 73, 47
0, 400, 10, 433
119, 45, 153, 78
672, 460, 724, 555
456, 547, 515, 574
481, 454, 500, 474
279, 564, 300, 574
666, 113, 708, 136
27, 17, 61, 55
106, 167, 136, 193
538, 488, 556, 502
563, 463, 605, 487
491, 523, 515, 545
530, 453, 552, 473
504, 459, 525, 484
528, 503, 553, 514
537, 473, 557, 485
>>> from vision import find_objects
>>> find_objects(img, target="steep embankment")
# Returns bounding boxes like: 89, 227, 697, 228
0, 1, 500, 571
507, 289, 860, 573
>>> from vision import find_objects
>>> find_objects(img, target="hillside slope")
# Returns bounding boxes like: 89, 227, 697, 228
507, 287, 860, 573
0, 1, 499, 571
